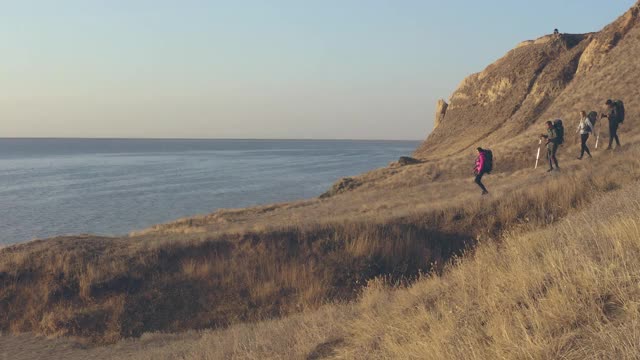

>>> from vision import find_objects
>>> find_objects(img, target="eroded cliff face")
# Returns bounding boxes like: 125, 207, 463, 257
434, 99, 448, 128
578, 3, 640, 74
415, 1, 640, 158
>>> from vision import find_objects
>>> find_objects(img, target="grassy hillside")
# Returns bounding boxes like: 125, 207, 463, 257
2, 138, 640, 345
158, 174, 640, 360
337, 185, 640, 359
4, 145, 640, 359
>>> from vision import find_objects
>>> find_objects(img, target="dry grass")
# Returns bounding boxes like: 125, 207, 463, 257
0, 304, 355, 360
336, 186, 640, 359
4, 147, 640, 359
1, 140, 640, 346
128, 305, 356, 360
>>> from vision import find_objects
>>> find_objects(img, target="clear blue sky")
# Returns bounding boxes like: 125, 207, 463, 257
1, 1, 635, 140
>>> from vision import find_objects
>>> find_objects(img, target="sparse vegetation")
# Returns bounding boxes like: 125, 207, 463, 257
1, 143, 639, 346
3, 146, 640, 359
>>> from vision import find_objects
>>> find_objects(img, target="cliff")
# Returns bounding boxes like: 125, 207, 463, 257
415, 1, 640, 158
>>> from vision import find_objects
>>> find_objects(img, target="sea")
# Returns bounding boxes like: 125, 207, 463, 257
0, 138, 420, 245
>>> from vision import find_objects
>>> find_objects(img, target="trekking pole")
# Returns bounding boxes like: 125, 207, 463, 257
595, 121, 601, 149
534, 139, 542, 169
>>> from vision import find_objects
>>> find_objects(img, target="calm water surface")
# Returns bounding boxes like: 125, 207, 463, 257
0, 139, 419, 244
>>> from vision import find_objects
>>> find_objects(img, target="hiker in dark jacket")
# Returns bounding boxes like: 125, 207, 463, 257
540, 121, 559, 172
601, 99, 621, 150
474, 147, 489, 195
576, 111, 593, 159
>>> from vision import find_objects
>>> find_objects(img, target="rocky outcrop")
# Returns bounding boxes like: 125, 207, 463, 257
388, 156, 422, 168
434, 99, 448, 128
397, 156, 421, 166
319, 177, 361, 199
577, 3, 640, 74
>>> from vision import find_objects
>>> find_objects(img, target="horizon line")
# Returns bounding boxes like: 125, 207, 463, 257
0, 136, 424, 142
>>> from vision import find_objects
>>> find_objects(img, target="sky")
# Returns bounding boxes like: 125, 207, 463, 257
1, 1, 636, 140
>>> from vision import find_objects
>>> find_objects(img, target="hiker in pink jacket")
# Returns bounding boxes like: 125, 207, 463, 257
474, 147, 489, 195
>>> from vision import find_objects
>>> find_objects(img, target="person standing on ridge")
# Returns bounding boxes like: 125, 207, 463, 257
601, 99, 622, 150
576, 110, 593, 159
541, 121, 560, 172
474, 147, 489, 195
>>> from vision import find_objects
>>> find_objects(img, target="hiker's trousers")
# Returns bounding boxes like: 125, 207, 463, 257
609, 121, 621, 148
547, 143, 559, 169
580, 133, 591, 158
474, 171, 488, 193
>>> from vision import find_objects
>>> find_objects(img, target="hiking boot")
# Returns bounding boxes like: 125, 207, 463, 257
606, 147, 612, 150
482, 190, 489, 195
547, 168, 554, 172
577, 156, 583, 160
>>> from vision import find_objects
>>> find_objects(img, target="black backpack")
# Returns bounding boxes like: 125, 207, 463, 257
614, 100, 625, 124
553, 119, 564, 144
483, 149, 493, 174
587, 111, 598, 128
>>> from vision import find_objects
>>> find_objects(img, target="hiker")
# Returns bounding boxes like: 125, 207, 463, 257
474, 147, 490, 195
576, 111, 593, 159
540, 120, 560, 172
601, 99, 622, 150
553, 28, 559, 36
